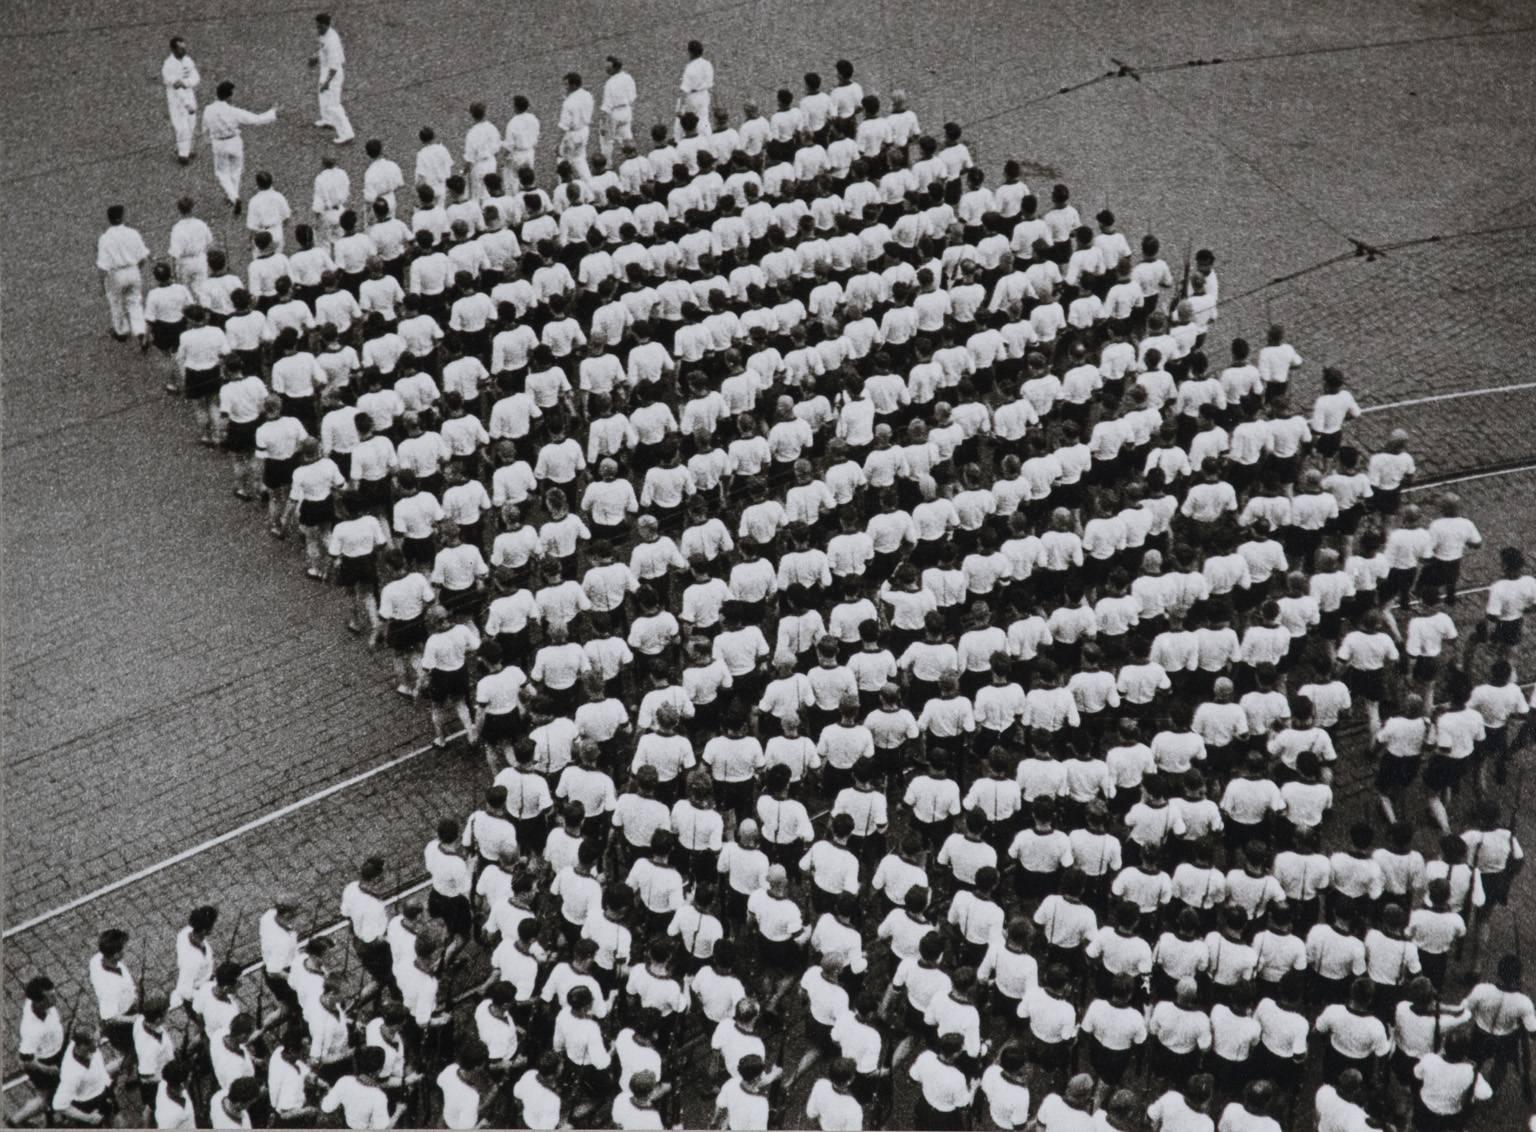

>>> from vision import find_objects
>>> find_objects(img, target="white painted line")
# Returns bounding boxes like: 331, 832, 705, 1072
1404, 464, 1536, 491
1361, 381, 1536, 414
1, 733, 461, 941
0, 879, 435, 1097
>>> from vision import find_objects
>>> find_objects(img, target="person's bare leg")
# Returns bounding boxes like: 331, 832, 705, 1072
268, 489, 287, 535
1428, 792, 1451, 835
7, 1095, 45, 1126
783, 1049, 821, 1092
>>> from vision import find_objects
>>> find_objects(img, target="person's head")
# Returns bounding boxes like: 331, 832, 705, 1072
226, 1077, 262, 1111
354, 1044, 387, 1078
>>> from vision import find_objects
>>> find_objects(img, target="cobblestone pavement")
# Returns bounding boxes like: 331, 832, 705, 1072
5, 0, 1536, 1122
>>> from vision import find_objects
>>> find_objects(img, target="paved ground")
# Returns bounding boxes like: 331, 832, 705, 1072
5, 0, 1536, 1121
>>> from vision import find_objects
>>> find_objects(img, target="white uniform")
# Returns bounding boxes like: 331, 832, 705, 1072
678, 56, 715, 134
161, 52, 201, 159
203, 99, 277, 204
504, 112, 541, 178
168, 215, 214, 288
600, 70, 638, 162
96, 223, 151, 337
559, 87, 595, 181
315, 26, 354, 143
312, 165, 351, 242
364, 157, 405, 215
464, 119, 503, 200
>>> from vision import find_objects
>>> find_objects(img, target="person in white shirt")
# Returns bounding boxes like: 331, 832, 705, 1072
362, 138, 405, 214
96, 205, 152, 343
1421, 493, 1483, 606
804, 1057, 865, 1131
908, 1033, 975, 1131
309, 13, 354, 144
599, 56, 638, 163
161, 37, 201, 163
208, 1076, 261, 1129
677, 39, 715, 134
1413, 1028, 1493, 1129
202, 81, 277, 210
559, 72, 595, 181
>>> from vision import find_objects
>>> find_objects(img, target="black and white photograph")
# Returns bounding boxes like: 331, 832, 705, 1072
4, 0, 1536, 1128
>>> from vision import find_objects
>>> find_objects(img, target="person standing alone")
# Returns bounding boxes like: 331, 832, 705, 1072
161, 36, 200, 164
310, 12, 355, 144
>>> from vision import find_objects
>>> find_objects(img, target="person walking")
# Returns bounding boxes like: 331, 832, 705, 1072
202, 81, 278, 213
310, 12, 355, 144
96, 205, 151, 344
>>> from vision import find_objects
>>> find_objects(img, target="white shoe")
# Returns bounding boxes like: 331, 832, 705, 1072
313, 120, 329, 128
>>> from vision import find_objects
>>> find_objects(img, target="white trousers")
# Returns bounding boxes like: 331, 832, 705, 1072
175, 254, 209, 289
677, 90, 713, 135
103, 266, 145, 336
469, 158, 497, 201
167, 94, 197, 158
313, 208, 343, 244
559, 129, 591, 182
599, 108, 633, 163
318, 75, 354, 142
212, 142, 244, 203
503, 152, 535, 187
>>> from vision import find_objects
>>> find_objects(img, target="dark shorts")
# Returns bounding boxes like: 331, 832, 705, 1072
479, 710, 518, 744
20, 1050, 62, 1094
263, 455, 297, 490
1375, 755, 1421, 793
336, 554, 378, 588
1423, 754, 1469, 793
1481, 869, 1513, 907
427, 889, 473, 937
757, 935, 803, 973
1346, 666, 1387, 703
353, 476, 391, 510
298, 497, 336, 527
1410, 655, 1440, 685
150, 318, 185, 353
224, 418, 259, 453
1088, 1040, 1135, 1084
1487, 617, 1521, 647
428, 666, 469, 704
386, 614, 427, 651
403, 534, 436, 566
185, 365, 221, 400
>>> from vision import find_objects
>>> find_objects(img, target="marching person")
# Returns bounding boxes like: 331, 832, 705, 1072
599, 56, 637, 164
463, 102, 502, 201
310, 12, 355, 144
161, 36, 201, 164
558, 72, 594, 182
202, 81, 278, 213
96, 205, 151, 345
677, 40, 715, 135
10, 977, 64, 1127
